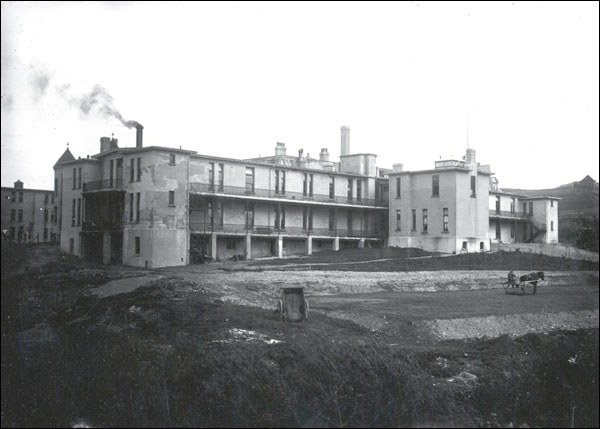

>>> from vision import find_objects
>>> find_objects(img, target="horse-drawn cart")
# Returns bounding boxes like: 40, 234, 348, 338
504, 271, 546, 295
276, 287, 309, 322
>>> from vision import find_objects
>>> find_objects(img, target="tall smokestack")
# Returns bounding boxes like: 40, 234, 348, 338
135, 124, 144, 148
341, 126, 350, 156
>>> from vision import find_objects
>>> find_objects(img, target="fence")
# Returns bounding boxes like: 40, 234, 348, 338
492, 242, 599, 262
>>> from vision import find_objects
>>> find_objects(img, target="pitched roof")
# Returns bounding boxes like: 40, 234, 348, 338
53, 148, 75, 168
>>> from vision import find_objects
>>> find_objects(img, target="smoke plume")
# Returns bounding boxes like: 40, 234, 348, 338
78, 84, 140, 128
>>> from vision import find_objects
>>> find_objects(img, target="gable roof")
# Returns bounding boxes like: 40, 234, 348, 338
53, 148, 76, 168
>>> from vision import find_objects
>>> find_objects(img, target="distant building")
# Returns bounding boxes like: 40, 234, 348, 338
489, 190, 560, 244
1, 180, 57, 243
52, 126, 389, 268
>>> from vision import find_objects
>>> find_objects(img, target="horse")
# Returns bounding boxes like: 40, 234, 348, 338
519, 271, 545, 294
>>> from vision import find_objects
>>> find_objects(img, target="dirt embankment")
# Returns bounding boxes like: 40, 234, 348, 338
167, 268, 599, 307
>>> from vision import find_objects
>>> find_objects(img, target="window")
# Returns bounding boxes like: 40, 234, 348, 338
109, 160, 114, 188
275, 170, 280, 194
136, 157, 141, 181
43, 228, 48, 241
510, 198, 515, 213
11, 191, 16, 202
208, 162, 215, 189
443, 208, 449, 232
72, 199, 76, 226
216, 201, 223, 227
169, 154, 176, 165
471, 176, 476, 197
274, 205, 285, 230
550, 200, 554, 207
10, 227, 15, 241
130, 158, 135, 182
136, 192, 140, 222
245, 167, 254, 193
329, 176, 335, 199
432, 175, 439, 197
70, 238, 74, 255
44, 209, 48, 222
329, 208, 335, 231
207, 201, 214, 227
10, 209, 15, 221
135, 237, 140, 255
551, 221, 554, 231
73, 167, 77, 189
77, 198, 81, 226
303, 174, 308, 197
129, 194, 134, 222
396, 210, 401, 231
245, 202, 254, 228
308, 208, 313, 231
18, 192, 23, 202
226, 238, 236, 250
347, 179, 353, 201
480, 242, 485, 251
422, 209, 428, 233
303, 207, 308, 230
356, 180, 362, 202
412, 209, 416, 231
218, 163, 224, 191
280, 169, 285, 194
44, 193, 49, 204
168, 191, 175, 206
496, 196, 501, 213
523, 202, 527, 214
78, 167, 82, 189
495, 221, 501, 239
528, 202, 533, 215
396, 177, 401, 198
309, 174, 314, 197
511, 222, 515, 238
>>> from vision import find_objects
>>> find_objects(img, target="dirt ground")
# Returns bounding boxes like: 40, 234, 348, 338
2, 244, 599, 428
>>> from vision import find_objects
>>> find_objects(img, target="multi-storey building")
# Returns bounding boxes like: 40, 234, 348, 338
1, 180, 57, 243
387, 149, 491, 253
489, 179, 560, 244
52, 126, 389, 268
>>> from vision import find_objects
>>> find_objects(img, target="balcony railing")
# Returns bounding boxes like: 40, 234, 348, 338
189, 182, 388, 207
83, 179, 125, 192
189, 222, 387, 238
82, 219, 124, 231
489, 210, 532, 220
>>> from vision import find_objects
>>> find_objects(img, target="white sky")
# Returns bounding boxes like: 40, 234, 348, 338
1, 1, 598, 190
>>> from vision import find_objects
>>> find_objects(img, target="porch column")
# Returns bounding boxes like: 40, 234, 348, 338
211, 232, 218, 260
306, 235, 313, 256
277, 235, 283, 259
245, 234, 252, 260
333, 236, 340, 251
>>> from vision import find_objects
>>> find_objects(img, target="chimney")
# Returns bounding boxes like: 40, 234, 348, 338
465, 148, 476, 164
319, 148, 330, 162
298, 149, 306, 167
100, 137, 112, 153
110, 137, 119, 150
341, 126, 350, 156
393, 163, 403, 172
135, 124, 144, 148
275, 142, 286, 156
